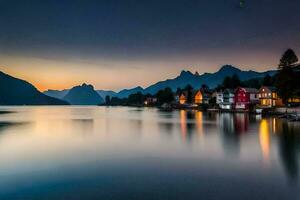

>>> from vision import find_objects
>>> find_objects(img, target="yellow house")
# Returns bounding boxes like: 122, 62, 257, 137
288, 97, 300, 103
194, 90, 203, 104
258, 86, 283, 107
179, 93, 187, 104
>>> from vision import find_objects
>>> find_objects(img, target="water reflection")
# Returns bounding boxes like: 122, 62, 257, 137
179, 110, 203, 143
219, 113, 241, 156
180, 110, 187, 140
195, 111, 203, 136
71, 119, 94, 135
277, 120, 300, 184
0, 107, 299, 199
234, 113, 249, 134
259, 119, 271, 164
177, 111, 300, 183
0, 121, 31, 133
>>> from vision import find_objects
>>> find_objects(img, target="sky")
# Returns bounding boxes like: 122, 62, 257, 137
0, 0, 299, 91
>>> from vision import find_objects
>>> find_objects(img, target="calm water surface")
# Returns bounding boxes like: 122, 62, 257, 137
0, 106, 299, 199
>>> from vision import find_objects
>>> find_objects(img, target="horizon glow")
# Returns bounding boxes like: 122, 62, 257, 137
0, 0, 299, 91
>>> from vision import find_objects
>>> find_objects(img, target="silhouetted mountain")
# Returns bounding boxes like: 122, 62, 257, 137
0, 71, 69, 105
116, 86, 144, 98
44, 87, 140, 100
63, 83, 104, 105
44, 89, 69, 99
43, 65, 277, 99
143, 65, 276, 94
96, 90, 117, 99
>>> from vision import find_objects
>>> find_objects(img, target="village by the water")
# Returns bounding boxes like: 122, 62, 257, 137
142, 85, 299, 117
107, 49, 300, 121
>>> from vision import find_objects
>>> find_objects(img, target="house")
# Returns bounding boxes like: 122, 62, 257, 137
194, 89, 212, 105
234, 87, 259, 110
288, 89, 300, 105
215, 91, 223, 105
179, 93, 187, 105
144, 97, 158, 105
219, 89, 235, 110
258, 86, 283, 107
194, 90, 202, 104
288, 97, 300, 104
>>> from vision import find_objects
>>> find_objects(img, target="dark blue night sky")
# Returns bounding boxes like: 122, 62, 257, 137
0, 0, 299, 90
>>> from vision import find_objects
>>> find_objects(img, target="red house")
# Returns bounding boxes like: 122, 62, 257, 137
234, 87, 259, 110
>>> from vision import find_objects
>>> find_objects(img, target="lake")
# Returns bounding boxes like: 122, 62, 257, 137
0, 106, 299, 199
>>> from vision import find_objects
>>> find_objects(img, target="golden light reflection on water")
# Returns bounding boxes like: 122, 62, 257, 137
180, 110, 187, 140
272, 118, 276, 134
195, 111, 203, 136
259, 119, 271, 165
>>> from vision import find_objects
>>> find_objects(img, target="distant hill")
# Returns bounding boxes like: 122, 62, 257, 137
43, 87, 142, 100
115, 86, 144, 98
143, 65, 276, 94
0, 71, 69, 105
44, 89, 69, 99
63, 83, 104, 105
96, 90, 117, 99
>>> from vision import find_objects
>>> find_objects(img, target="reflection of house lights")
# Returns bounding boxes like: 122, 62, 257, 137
195, 111, 203, 136
180, 110, 187, 139
259, 119, 270, 164
272, 118, 276, 134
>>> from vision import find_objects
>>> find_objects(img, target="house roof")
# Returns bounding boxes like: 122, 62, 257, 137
259, 86, 276, 93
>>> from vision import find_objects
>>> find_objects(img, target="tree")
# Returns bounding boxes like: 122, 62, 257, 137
201, 84, 209, 90
156, 87, 174, 105
127, 92, 144, 105
222, 74, 241, 89
232, 74, 242, 87
109, 97, 127, 105
184, 84, 193, 104
242, 78, 261, 89
262, 74, 273, 86
176, 87, 182, 95
279, 49, 298, 69
276, 49, 298, 104
105, 95, 111, 105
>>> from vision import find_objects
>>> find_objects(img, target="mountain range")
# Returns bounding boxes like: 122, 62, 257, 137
142, 65, 276, 94
0, 65, 277, 105
63, 83, 104, 105
43, 65, 276, 101
0, 71, 68, 105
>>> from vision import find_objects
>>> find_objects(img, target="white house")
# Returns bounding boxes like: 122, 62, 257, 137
219, 89, 235, 110
216, 91, 223, 105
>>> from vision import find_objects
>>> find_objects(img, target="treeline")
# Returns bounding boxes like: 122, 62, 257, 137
216, 74, 275, 91
103, 87, 175, 106
103, 84, 211, 106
